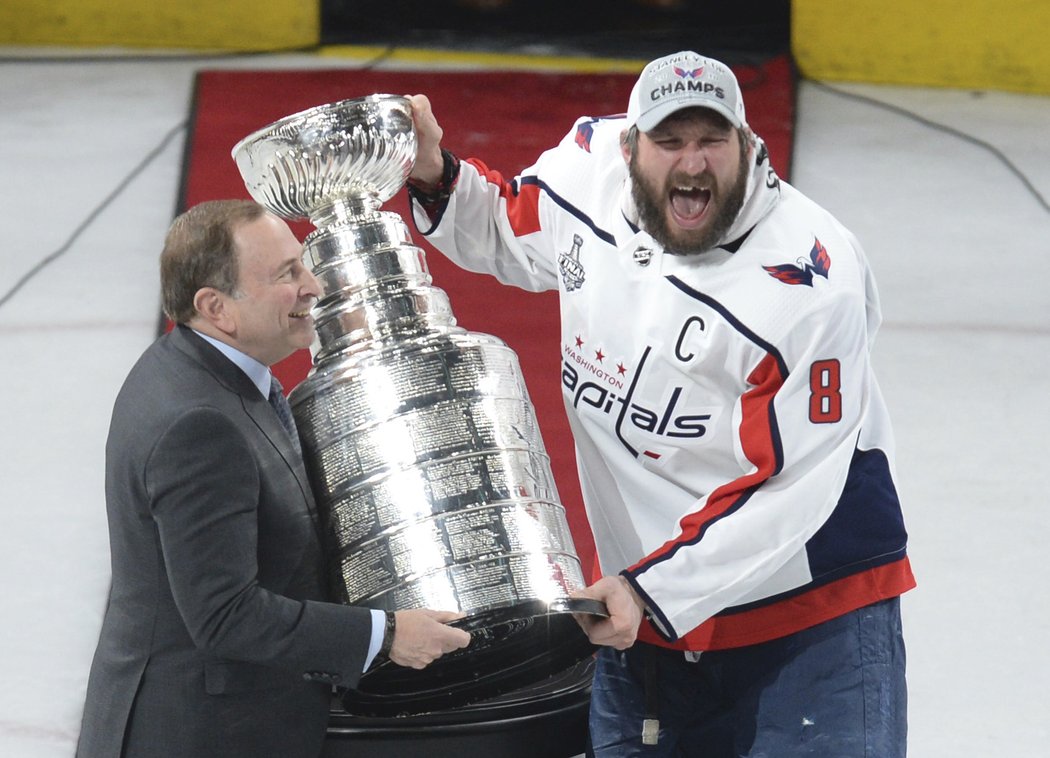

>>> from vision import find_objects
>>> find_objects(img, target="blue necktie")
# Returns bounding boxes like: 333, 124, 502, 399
268, 375, 302, 456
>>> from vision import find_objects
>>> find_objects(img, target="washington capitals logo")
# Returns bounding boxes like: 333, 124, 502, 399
763, 238, 831, 286
674, 66, 704, 79
574, 121, 595, 152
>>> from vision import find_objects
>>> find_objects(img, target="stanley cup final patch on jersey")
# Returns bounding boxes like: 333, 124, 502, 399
559, 234, 586, 291
763, 237, 831, 286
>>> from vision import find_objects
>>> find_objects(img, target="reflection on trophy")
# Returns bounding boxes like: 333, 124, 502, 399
232, 95, 603, 716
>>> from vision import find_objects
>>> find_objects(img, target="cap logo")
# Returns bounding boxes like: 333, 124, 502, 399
673, 66, 704, 79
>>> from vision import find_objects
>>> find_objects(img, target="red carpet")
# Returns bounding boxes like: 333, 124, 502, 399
180, 58, 796, 574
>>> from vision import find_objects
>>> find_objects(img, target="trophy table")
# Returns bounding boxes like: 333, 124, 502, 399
232, 93, 602, 737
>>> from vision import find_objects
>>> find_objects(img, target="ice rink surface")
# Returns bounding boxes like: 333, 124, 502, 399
1, 48, 1047, 756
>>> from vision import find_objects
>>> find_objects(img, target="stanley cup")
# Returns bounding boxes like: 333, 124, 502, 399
232, 95, 602, 716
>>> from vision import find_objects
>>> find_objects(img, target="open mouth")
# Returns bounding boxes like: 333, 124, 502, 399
670, 185, 711, 227
289, 309, 312, 319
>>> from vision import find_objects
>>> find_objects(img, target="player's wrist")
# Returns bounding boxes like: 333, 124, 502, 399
409, 150, 445, 189
617, 573, 646, 612
407, 149, 460, 203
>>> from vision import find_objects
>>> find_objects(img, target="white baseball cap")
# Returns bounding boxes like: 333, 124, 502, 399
626, 51, 746, 132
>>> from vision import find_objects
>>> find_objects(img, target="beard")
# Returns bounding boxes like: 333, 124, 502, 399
629, 140, 750, 257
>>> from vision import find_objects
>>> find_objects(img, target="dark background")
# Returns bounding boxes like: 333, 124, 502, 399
321, 0, 790, 63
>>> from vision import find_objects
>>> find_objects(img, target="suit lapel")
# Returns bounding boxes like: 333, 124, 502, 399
169, 326, 325, 543
240, 393, 325, 542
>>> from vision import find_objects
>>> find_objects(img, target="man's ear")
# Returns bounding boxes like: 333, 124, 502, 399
192, 287, 236, 335
743, 127, 756, 158
620, 129, 632, 165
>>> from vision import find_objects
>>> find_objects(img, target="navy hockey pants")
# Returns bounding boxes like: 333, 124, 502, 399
587, 597, 907, 757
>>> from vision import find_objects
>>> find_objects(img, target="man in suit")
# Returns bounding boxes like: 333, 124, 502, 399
76, 200, 471, 757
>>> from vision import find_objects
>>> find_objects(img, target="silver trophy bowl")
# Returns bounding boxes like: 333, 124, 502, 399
233, 95, 602, 716
233, 94, 417, 227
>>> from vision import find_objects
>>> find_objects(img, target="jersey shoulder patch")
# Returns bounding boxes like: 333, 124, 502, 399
762, 237, 831, 287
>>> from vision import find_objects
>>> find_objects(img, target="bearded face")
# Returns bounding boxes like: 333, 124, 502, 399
626, 112, 751, 257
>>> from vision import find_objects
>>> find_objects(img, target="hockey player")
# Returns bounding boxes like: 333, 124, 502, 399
405, 50, 915, 757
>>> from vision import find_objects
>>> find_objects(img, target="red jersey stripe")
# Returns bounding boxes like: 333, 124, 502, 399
465, 157, 542, 237
631, 352, 785, 571
636, 557, 916, 650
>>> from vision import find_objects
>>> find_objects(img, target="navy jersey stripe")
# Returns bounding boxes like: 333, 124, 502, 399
628, 350, 786, 606
666, 275, 789, 381
715, 446, 908, 617
519, 176, 618, 246
805, 446, 908, 579
666, 274, 786, 474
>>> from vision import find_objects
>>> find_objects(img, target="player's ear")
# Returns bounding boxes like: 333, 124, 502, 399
620, 129, 632, 165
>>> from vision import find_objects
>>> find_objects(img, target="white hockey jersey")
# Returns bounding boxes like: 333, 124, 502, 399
410, 115, 915, 651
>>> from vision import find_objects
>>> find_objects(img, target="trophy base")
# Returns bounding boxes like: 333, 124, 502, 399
325, 656, 594, 758
340, 600, 603, 717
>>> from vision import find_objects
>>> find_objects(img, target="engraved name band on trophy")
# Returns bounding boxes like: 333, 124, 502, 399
232, 95, 604, 716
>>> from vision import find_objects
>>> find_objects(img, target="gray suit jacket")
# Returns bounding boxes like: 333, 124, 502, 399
77, 325, 371, 758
